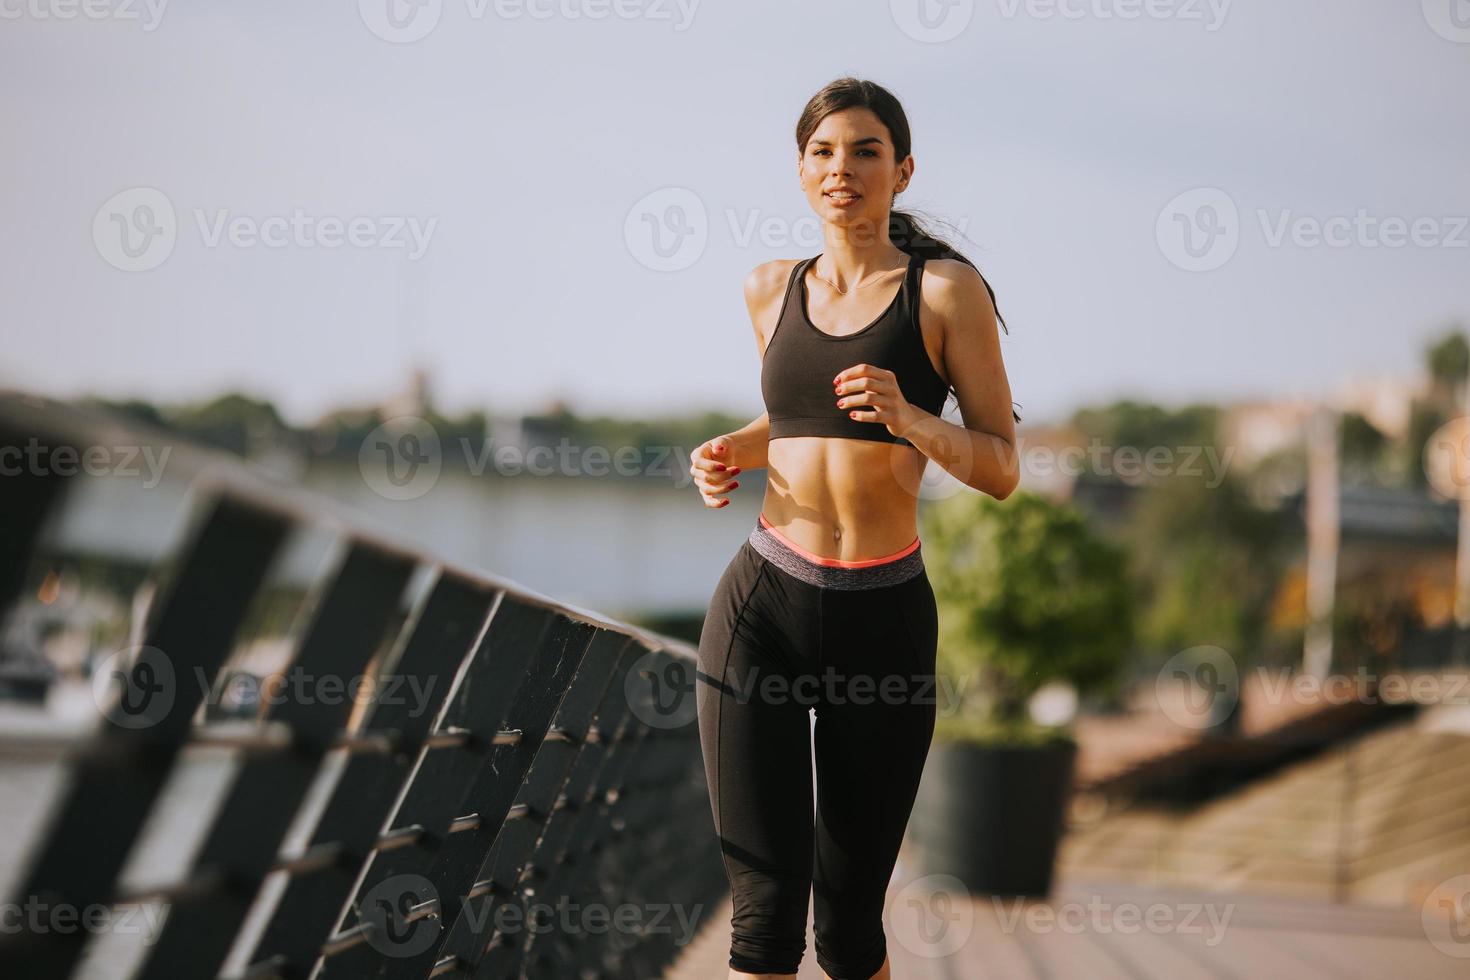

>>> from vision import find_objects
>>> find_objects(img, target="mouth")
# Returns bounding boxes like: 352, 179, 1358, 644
824, 190, 862, 204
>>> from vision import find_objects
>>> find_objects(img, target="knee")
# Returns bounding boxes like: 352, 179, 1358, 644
729, 931, 804, 976
813, 927, 887, 980
729, 949, 802, 977
728, 875, 809, 976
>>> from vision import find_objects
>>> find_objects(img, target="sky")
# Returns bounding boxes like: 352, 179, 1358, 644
1, 0, 1467, 429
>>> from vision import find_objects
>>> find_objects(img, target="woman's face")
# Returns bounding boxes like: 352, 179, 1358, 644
798, 107, 912, 242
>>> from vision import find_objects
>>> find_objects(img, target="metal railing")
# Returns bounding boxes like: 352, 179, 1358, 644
0, 392, 725, 979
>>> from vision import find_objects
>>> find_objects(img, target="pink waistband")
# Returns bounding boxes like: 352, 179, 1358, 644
757, 513, 920, 568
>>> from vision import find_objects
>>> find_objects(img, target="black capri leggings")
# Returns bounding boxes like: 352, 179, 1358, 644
695, 514, 939, 979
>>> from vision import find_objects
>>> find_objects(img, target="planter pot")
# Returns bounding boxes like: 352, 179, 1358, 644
909, 737, 1077, 898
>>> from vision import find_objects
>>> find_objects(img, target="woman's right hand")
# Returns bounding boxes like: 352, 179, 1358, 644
689, 436, 742, 508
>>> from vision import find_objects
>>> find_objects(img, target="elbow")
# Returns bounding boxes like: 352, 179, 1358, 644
987, 440, 1021, 501
971, 469, 1018, 501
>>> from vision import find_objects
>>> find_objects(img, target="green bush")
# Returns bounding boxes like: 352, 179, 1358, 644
921, 490, 1134, 744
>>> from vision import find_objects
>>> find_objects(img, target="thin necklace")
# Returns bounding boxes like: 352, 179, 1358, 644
810, 255, 907, 295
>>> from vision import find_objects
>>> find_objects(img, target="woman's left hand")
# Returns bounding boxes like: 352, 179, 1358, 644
834, 363, 920, 441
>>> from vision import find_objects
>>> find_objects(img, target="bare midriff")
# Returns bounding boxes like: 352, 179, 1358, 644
760, 436, 927, 563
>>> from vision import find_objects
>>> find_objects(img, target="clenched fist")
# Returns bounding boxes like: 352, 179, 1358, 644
689, 436, 742, 508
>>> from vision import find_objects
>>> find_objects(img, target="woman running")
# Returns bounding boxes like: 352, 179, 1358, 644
688, 77, 1022, 980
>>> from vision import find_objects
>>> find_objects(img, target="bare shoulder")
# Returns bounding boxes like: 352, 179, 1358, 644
742, 258, 801, 310
917, 256, 998, 330
743, 258, 804, 356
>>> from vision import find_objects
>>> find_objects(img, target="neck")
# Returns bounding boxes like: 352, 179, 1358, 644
814, 234, 908, 289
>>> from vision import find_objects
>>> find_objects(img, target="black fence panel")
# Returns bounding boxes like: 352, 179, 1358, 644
0, 393, 726, 980
0, 493, 293, 978
133, 541, 418, 979
245, 571, 501, 977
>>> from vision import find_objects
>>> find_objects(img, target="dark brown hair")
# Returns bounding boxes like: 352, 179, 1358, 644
796, 76, 1021, 424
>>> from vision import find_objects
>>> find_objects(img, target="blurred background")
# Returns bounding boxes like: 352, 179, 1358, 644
2, 2, 1469, 978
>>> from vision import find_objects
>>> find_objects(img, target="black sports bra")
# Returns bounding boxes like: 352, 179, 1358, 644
760, 252, 949, 447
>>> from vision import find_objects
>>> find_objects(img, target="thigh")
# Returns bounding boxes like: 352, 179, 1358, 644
811, 574, 938, 908
695, 544, 817, 878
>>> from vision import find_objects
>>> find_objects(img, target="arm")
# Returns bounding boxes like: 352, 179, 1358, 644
689, 262, 789, 507
714, 260, 797, 472
720, 411, 770, 471
895, 260, 1020, 500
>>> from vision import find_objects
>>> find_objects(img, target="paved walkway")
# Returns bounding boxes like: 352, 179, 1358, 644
662, 841, 1467, 979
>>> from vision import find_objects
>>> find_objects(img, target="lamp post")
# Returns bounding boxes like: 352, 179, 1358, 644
1303, 405, 1339, 681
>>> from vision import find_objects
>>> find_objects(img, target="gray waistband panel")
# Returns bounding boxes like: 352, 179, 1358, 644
747, 521, 925, 590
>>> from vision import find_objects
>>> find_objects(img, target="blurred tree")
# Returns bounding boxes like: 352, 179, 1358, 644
83, 397, 168, 430
167, 392, 287, 456
1403, 400, 1448, 490
1426, 329, 1468, 408
1338, 411, 1388, 484
1120, 468, 1284, 665
1069, 399, 1218, 454
921, 490, 1134, 742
